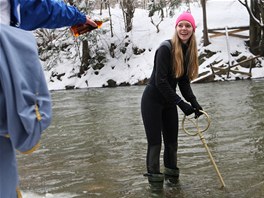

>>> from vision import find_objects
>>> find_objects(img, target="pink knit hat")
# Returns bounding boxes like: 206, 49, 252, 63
175, 11, 196, 31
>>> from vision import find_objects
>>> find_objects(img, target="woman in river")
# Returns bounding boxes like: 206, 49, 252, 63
141, 11, 203, 185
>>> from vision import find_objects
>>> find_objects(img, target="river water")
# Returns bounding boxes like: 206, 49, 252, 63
17, 79, 264, 198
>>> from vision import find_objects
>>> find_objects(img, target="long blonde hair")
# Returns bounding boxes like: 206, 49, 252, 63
171, 31, 199, 81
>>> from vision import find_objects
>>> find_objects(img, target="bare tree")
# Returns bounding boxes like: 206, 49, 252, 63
80, 40, 91, 74
238, 0, 264, 56
120, 0, 135, 32
100, 0, 108, 15
201, 0, 210, 46
107, 1, 114, 37
148, 0, 165, 33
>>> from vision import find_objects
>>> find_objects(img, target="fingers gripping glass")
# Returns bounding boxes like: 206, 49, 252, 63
182, 110, 226, 188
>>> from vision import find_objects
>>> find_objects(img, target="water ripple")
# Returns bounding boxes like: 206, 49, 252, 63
17, 82, 264, 197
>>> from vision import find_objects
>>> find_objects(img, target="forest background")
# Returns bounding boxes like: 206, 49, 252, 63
34, 0, 264, 90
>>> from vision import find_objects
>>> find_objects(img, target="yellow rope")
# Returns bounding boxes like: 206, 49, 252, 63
182, 110, 226, 187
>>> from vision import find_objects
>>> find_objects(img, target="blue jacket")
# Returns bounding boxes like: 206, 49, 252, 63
0, 1, 87, 197
10, 0, 87, 30
0, 24, 53, 198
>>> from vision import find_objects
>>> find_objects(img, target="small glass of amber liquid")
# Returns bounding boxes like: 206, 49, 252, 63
70, 20, 103, 37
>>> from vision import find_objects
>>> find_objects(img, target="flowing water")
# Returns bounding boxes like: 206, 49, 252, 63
17, 79, 264, 198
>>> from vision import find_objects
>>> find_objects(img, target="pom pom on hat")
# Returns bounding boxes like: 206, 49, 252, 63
175, 11, 196, 31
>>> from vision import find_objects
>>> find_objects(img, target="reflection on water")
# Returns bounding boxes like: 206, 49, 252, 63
17, 80, 264, 197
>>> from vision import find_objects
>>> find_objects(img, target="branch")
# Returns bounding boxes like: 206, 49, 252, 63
238, 0, 245, 6
238, 0, 264, 27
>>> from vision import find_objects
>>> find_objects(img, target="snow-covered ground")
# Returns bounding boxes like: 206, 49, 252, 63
42, 0, 263, 90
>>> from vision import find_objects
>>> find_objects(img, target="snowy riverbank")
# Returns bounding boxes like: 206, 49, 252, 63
40, 0, 263, 90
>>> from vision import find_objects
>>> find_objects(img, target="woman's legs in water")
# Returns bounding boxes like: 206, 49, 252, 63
162, 106, 180, 182
141, 86, 163, 181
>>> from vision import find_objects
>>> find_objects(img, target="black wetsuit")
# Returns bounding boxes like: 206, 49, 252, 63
141, 40, 197, 174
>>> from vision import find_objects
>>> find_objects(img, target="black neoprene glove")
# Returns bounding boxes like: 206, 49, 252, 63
191, 100, 203, 118
178, 100, 195, 116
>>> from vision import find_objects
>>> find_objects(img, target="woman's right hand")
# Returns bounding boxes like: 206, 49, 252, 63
178, 100, 194, 116
191, 100, 203, 118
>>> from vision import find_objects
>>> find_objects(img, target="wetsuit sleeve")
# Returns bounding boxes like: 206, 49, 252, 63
154, 46, 182, 105
178, 75, 197, 103
19, 0, 86, 30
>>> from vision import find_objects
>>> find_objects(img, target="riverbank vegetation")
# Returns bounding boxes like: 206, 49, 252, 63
35, 0, 264, 90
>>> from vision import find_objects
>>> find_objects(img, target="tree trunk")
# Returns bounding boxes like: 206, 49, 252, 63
201, 0, 210, 46
100, 0, 103, 15
259, 2, 264, 56
120, 0, 135, 32
239, 0, 264, 56
249, 0, 260, 55
107, 1, 114, 37
126, 0, 134, 32
80, 40, 91, 75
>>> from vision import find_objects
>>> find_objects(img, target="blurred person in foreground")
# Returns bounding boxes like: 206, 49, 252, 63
0, 0, 97, 197
141, 11, 203, 186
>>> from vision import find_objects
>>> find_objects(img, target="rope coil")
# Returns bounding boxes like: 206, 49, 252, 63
182, 110, 226, 188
